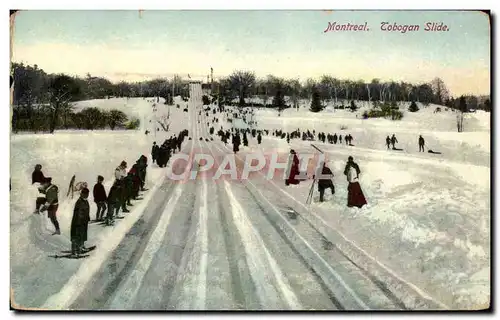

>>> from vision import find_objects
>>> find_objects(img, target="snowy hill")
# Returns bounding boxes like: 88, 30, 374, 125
216, 99, 490, 309
10, 97, 190, 307
10, 95, 490, 310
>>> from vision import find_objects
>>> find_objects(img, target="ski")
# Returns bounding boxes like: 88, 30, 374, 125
59, 245, 97, 254
49, 253, 90, 259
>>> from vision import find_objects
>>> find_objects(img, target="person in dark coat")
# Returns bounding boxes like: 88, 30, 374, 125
243, 133, 248, 147
71, 188, 90, 254
137, 155, 148, 191
151, 142, 159, 164
391, 134, 398, 149
285, 149, 301, 186
38, 177, 61, 235
32, 164, 45, 184
386, 136, 391, 150
232, 134, 241, 153
333, 133, 338, 144
33, 164, 47, 214
315, 162, 335, 202
93, 175, 107, 221
418, 135, 425, 152
343, 156, 367, 208
106, 183, 120, 226
257, 133, 262, 144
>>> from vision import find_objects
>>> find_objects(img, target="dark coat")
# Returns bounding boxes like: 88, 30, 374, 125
343, 162, 360, 179
107, 184, 120, 204
318, 165, 334, 188
71, 197, 90, 243
419, 137, 425, 145
32, 170, 45, 184
93, 183, 107, 202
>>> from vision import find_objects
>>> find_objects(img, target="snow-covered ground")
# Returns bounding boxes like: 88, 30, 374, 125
10, 97, 190, 308
218, 100, 490, 309
10, 93, 490, 310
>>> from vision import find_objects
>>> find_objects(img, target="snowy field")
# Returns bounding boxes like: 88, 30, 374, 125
10, 94, 490, 310
219, 100, 490, 309
10, 97, 190, 308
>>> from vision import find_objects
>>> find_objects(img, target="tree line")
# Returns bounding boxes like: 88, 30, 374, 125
11, 62, 490, 132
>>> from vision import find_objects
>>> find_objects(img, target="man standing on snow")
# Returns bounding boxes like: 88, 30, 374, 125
38, 177, 61, 235
386, 136, 391, 150
151, 142, 159, 164
71, 188, 90, 255
391, 134, 398, 149
418, 135, 425, 152
93, 175, 107, 221
315, 162, 335, 202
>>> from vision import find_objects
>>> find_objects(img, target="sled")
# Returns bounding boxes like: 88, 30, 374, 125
392, 148, 404, 151
428, 150, 442, 154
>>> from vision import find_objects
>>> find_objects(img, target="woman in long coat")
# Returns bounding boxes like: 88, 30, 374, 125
285, 150, 301, 186
343, 156, 367, 208
71, 188, 91, 254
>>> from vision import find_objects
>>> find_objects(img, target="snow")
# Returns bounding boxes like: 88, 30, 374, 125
10, 93, 490, 310
224, 100, 489, 309
107, 185, 185, 309
10, 96, 189, 309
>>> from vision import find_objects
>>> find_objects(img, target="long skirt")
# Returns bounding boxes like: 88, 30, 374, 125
347, 182, 367, 208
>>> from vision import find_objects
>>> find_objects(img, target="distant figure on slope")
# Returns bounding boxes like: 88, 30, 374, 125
285, 149, 301, 186
391, 134, 398, 149
151, 142, 159, 164
333, 133, 338, 144
243, 132, 249, 147
257, 132, 262, 145
339, 134, 343, 144
343, 156, 367, 208
71, 188, 90, 255
418, 135, 425, 152
385, 136, 391, 150
232, 133, 241, 153
315, 162, 335, 202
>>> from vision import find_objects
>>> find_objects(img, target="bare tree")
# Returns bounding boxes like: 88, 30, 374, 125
228, 70, 256, 106
431, 77, 450, 105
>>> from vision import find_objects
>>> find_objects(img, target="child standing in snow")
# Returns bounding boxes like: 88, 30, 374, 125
38, 177, 61, 235
93, 175, 107, 221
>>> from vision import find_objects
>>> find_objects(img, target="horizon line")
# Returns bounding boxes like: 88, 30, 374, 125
10, 60, 490, 98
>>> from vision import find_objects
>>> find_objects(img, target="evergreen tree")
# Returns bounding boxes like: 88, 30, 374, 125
273, 90, 286, 116
459, 95, 468, 113
309, 90, 323, 113
484, 98, 491, 112
349, 100, 357, 112
408, 101, 419, 112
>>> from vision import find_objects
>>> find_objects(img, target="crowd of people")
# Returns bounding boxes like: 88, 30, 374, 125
30, 129, 188, 256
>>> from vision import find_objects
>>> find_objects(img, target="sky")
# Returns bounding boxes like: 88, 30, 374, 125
11, 10, 490, 96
